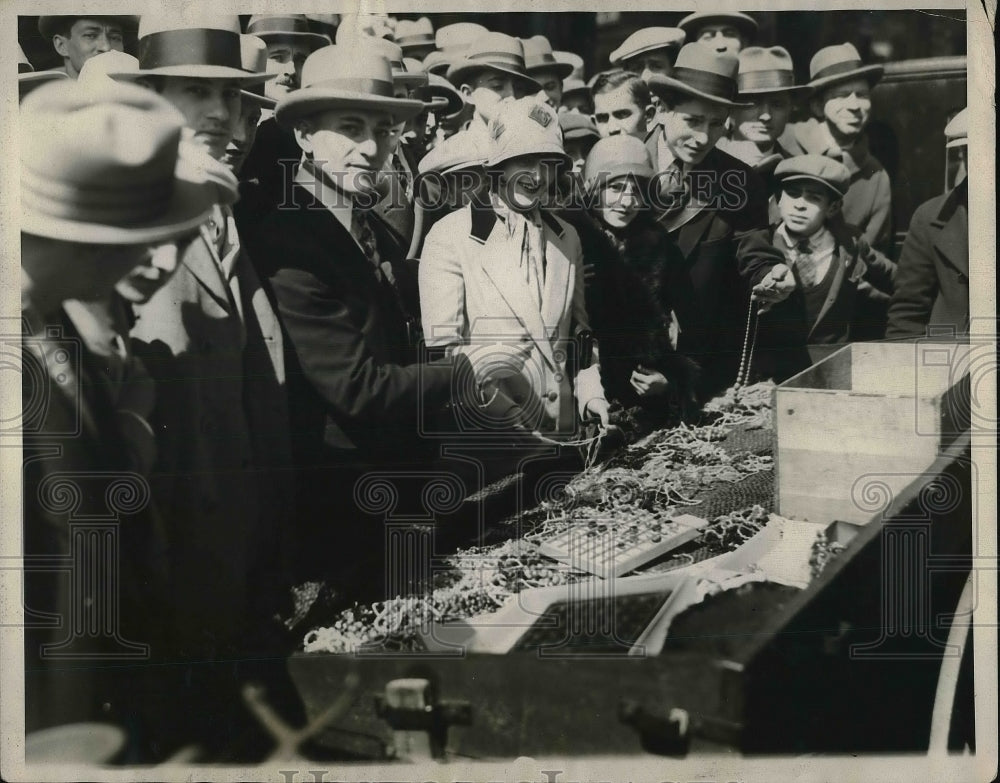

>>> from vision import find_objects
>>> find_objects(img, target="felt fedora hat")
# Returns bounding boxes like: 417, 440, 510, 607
395, 17, 435, 52
737, 46, 810, 96
275, 46, 425, 129
559, 112, 600, 142
485, 97, 568, 168
20, 80, 217, 244
447, 32, 541, 93
421, 73, 466, 116
646, 44, 750, 108
807, 43, 884, 92
246, 14, 331, 52
609, 27, 686, 66
436, 23, 489, 52
38, 15, 138, 40
561, 78, 590, 101
678, 11, 758, 41
112, 14, 275, 84
522, 36, 574, 79
774, 154, 850, 197
944, 107, 968, 148
240, 35, 277, 109
554, 50, 584, 81
584, 134, 654, 189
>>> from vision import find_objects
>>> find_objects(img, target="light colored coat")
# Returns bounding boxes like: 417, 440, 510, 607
419, 201, 605, 435
129, 217, 293, 652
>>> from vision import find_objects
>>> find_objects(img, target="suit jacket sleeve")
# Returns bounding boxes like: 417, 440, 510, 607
733, 165, 787, 287
269, 264, 463, 432
565, 223, 606, 417
862, 169, 892, 252
886, 201, 938, 338
418, 219, 467, 349
856, 236, 897, 299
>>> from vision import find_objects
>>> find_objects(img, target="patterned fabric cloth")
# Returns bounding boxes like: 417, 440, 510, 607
352, 208, 382, 280
658, 161, 690, 221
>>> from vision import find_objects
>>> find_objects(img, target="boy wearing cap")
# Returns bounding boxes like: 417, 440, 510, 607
252, 46, 475, 590
644, 43, 791, 398
887, 109, 969, 338
420, 97, 609, 437
782, 43, 891, 253
37, 15, 134, 78
19, 80, 215, 744
609, 27, 686, 83
749, 155, 896, 380
678, 11, 757, 56
591, 69, 655, 141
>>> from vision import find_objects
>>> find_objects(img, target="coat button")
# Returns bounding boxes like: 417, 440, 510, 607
546, 390, 558, 402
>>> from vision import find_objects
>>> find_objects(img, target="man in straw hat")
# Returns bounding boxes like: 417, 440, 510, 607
887, 108, 969, 339
18, 43, 67, 100
420, 96, 609, 437
781, 42, 891, 252
19, 79, 217, 748
395, 16, 436, 60
523, 34, 574, 110
37, 15, 137, 78
251, 45, 477, 592
644, 43, 792, 399
678, 10, 758, 56
719, 46, 811, 176
110, 13, 306, 756
608, 26, 686, 83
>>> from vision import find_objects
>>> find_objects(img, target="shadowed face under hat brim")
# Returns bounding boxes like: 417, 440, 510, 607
647, 73, 752, 109
253, 30, 331, 52
112, 65, 276, 84
778, 173, 846, 198
527, 61, 574, 80
447, 61, 542, 93
21, 176, 216, 245
275, 90, 425, 129
809, 63, 884, 92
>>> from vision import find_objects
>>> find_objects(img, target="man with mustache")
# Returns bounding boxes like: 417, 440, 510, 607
645, 44, 792, 400
110, 13, 307, 758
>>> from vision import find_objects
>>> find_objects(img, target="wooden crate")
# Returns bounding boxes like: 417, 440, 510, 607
774, 341, 970, 524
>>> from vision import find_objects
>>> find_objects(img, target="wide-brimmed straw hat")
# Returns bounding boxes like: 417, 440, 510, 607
447, 32, 541, 94
418, 130, 488, 175
435, 23, 489, 52
522, 36, 574, 79
584, 134, 654, 189
246, 14, 331, 52
553, 50, 584, 81
609, 27, 686, 66
111, 14, 275, 85
485, 97, 568, 168
77, 50, 139, 89
275, 46, 425, 129
240, 35, 277, 109
677, 11, 758, 41
646, 44, 751, 108
395, 17, 435, 53
20, 80, 217, 244
737, 46, 810, 97
944, 108, 968, 148
807, 43, 884, 92
18, 44, 68, 97
38, 15, 138, 40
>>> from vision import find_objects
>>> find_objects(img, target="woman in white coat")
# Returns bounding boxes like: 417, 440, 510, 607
419, 97, 609, 437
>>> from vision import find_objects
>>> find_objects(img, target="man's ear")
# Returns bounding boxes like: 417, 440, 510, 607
825, 197, 843, 219
644, 103, 657, 126
293, 119, 314, 154
459, 83, 474, 100
52, 35, 70, 59
809, 97, 826, 120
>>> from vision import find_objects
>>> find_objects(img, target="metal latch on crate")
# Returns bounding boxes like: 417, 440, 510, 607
374, 678, 472, 760
619, 700, 692, 756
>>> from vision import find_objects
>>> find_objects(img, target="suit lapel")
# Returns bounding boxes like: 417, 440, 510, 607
184, 229, 235, 310
931, 183, 968, 275
539, 219, 571, 338
808, 244, 849, 340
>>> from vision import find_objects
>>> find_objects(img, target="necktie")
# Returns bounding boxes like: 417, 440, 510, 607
793, 238, 819, 288
353, 210, 382, 281
659, 162, 690, 220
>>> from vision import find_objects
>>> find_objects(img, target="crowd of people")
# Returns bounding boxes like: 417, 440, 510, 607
18, 11, 970, 763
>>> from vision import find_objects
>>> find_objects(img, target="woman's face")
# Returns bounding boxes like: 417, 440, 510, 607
496, 154, 559, 211
597, 176, 644, 229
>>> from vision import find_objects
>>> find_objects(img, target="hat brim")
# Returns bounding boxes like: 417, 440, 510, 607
485, 143, 571, 169
112, 66, 276, 85
777, 173, 846, 198
679, 14, 758, 40
21, 177, 216, 246
252, 31, 331, 52
738, 83, 812, 98
610, 40, 684, 66
527, 61, 575, 80
18, 71, 68, 88
275, 90, 426, 129
422, 88, 464, 115
395, 72, 429, 89
808, 64, 884, 92
447, 61, 541, 93
945, 138, 968, 149
647, 74, 752, 109
399, 37, 436, 51
241, 89, 277, 109
562, 129, 601, 143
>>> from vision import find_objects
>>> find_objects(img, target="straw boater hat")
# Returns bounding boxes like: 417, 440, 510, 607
583, 134, 654, 190
944, 108, 968, 148
774, 154, 850, 198
395, 17, 435, 53
274, 47, 425, 129
485, 97, 568, 168
20, 80, 217, 244
111, 14, 275, 85
435, 23, 489, 52
522, 35, 574, 79
240, 35, 277, 109
609, 27, 686, 67
18, 45, 68, 96
561, 78, 591, 103
349, 35, 427, 90
37, 15, 138, 40
553, 50, 584, 81
447, 32, 541, 94
677, 11, 758, 42
736, 46, 810, 97
246, 14, 331, 52
806, 43, 884, 92
646, 44, 751, 108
